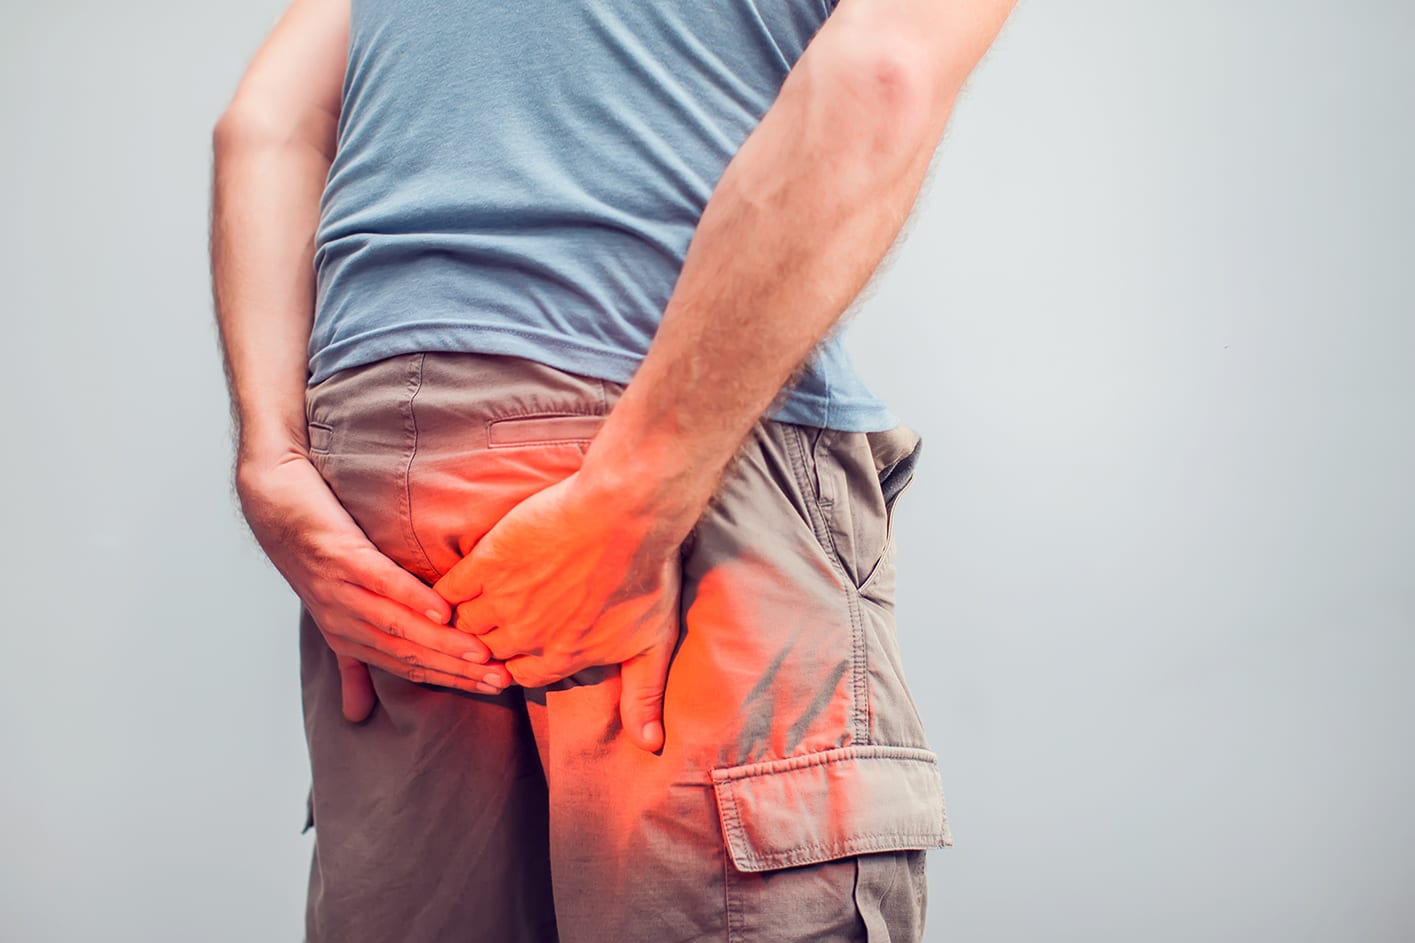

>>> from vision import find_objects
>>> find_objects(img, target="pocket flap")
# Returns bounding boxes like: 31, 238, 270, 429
711, 745, 952, 872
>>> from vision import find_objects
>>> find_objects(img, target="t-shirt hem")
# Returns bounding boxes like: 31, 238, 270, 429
308, 323, 900, 433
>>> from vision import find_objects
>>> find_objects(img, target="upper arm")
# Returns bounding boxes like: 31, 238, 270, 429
214, 0, 350, 159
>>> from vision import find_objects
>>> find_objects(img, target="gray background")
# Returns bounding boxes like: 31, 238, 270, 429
2, 1, 1411, 939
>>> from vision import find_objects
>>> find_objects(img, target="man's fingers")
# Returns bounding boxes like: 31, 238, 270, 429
432, 553, 483, 606
619, 639, 673, 754
332, 638, 512, 696
343, 614, 512, 690
339, 584, 510, 685
477, 626, 525, 663
451, 594, 497, 636
336, 655, 377, 723
503, 654, 567, 690
345, 584, 495, 664
345, 544, 452, 625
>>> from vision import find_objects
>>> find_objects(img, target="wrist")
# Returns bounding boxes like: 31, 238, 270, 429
235, 419, 309, 468
576, 362, 752, 549
234, 434, 310, 499
577, 442, 711, 552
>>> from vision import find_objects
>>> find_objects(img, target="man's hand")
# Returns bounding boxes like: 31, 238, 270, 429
237, 451, 511, 722
432, 469, 684, 753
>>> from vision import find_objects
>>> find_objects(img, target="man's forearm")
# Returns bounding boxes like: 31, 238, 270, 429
578, 19, 964, 541
209, 106, 333, 469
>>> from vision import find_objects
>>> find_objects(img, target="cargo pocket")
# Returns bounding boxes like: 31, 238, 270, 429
713, 745, 950, 941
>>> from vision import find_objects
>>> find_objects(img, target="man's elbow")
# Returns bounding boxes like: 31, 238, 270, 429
213, 98, 281, 154
814, 45, 949, 180
824, 0, 1017, 149
869, 47, 954, 145
212, 95, 335, 162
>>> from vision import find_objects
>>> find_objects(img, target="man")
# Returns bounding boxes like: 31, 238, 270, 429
210, 0, 1014, 939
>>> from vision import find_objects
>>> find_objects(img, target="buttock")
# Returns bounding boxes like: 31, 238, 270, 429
298, 350, 950, 943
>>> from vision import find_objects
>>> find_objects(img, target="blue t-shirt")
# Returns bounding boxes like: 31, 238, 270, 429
310, 0, 899, 432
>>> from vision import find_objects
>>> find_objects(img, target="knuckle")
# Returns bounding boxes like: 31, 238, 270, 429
401, 651, 418, 666
504, 662, 535, 688
406, 668, 427, 685
384, 621, 403, 639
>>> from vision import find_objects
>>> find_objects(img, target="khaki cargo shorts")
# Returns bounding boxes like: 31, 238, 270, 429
300, 351, 951, 942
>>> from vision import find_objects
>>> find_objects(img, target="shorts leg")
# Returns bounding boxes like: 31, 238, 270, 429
300, 353, 562, 943
525, 375, 950, 943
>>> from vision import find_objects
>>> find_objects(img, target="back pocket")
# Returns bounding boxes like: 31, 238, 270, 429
486, 412, 606, 449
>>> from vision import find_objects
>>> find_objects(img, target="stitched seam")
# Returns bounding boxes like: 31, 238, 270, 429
738, 832, 950, 872
723, 845, 737, 943
784, 424, 869, 744
711, 746, 937, 783
809, 431, 870, 742
934, 763, 953, 846
848, 564, 869, 743
403, 354, 440, 580
743, 833, 950, 868
717, 780, 746, 941
483, 409, 605, 421
488, 437, 600, 448
811, 431, 854, 587
784, 425, 834, 567
719, 780, 748, 866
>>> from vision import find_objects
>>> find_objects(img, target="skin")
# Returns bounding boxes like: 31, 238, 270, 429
211, 0, 1017, 749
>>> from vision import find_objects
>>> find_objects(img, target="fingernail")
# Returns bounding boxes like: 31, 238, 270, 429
475, 681, 500, 695
425, 609, 447, 624
461, 650, 488, 664
642, 721, 662, 745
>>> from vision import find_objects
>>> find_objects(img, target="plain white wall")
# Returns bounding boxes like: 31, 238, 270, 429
2, 2, 1411, 940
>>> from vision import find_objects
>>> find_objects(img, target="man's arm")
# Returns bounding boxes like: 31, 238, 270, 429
211, 0, 507, 720
579, 0, 1017, 531
434, 0, 1017, 751
212, 0, 343, 468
